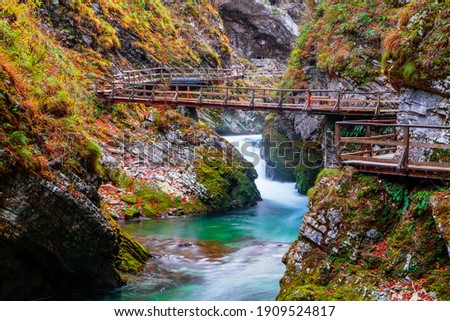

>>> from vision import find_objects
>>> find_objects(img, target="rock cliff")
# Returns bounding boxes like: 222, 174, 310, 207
0, 1, 259, 299
218, 0, 299, 61
278, 167, 450, 301
0, 171, 149, 300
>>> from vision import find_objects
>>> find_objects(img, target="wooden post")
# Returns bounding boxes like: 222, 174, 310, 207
306, 90, 311, 109
335, 123, 341, 166
223, 87, 229, 106
398, 127, 410, 170
168, 69, 173, 83
277, 90, 285, 109
250, 88, 255, 108
175, 85, 179, 103
150, 85, 155, 102
335, 91, 341, 113
149, 70, 154, 83
365, 125, 372, 157
110, 82, 115, 99
375, 92, 381, 116
197, 87, 203, 104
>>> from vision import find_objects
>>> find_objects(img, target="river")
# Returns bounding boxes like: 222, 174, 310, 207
88, 135, 307, 301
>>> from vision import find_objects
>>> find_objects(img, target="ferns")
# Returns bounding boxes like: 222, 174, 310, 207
9, 131, 29, 145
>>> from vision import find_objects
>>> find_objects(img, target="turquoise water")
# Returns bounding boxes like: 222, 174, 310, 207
91, 135, 308, 301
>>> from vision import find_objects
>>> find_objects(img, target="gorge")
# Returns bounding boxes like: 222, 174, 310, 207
0, 0, 449, 301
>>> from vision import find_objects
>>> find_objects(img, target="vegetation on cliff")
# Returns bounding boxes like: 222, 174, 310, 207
285, 0, 450, 94
0, 1, 258, 299
279, 167, 450, 301
0, 1, 231, 177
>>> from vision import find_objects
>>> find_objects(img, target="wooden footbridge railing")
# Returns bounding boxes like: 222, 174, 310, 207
335, 120, 450, 179
111, 66, 246, 86
95, 81, 399, 116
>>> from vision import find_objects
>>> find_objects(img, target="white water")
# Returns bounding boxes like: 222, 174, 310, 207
71, 134, 308, 301
223, 135, 306, 209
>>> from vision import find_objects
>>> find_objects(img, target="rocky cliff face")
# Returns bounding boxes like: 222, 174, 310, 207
97, 107, 261, 220
0, 171, 149, 300
218, 0, 299, 61
398, 89, 449, 127
0, 1, 258, 299
284, 1, 450, 96
199, 109, 266, 135
262, 111, 331, 193
278, 167, 450, 301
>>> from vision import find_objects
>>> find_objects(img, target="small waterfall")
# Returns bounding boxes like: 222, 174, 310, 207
223, 134, 305, 209
76, 134, 309, 301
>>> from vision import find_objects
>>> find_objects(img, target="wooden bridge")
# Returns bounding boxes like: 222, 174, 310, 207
95, 82, 399, 117
336, 120, 450, 180
94, 68, 449, 180
111, 66, 246, 86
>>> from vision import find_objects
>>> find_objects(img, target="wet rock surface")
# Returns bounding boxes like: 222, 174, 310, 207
0, 172, 123, 300
278, 167, 450, 301
199, 109, 266, 135
219, 0, 299, 61
98, 108, 261, 220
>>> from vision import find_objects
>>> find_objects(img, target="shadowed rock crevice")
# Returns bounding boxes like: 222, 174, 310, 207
0, 172, 149, 300
219, 0, 299, 61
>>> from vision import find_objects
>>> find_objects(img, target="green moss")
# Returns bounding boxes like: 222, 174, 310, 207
410, 191, 431, 216
115, 230, 150, 273
315, 168, 341, 185
133, 183, 181, 213
285, 1, 450, 92
281, 170, 450, 301
121, 195, 138, 205
427, 268, 450, 300
141, 203, 158, 217
295, 161, 322, 195
194, 145, 260, 210
104, 213, 150, 274
124, 207, 140, 220
106, 169, 184, 216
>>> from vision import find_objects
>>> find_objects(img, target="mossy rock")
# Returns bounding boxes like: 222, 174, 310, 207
280, 168, 450, 301
116, 231, 150, 273
124, 207, 140, 220
194, 145, 260, 210
142, 203, 158, 217
104, 213, 150, 274
121, 195, 138, 204
295, 150, 323, 195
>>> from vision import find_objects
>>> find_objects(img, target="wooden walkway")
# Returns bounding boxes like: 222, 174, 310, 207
94, 68, 450, 179
95, 82, 399, 117
335, 120, 450, 180
111, 66, 245, 86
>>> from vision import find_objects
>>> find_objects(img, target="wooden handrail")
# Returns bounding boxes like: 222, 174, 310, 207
337, 121, 450, 130
336, 120, 450, 179
97, 83, 400, 116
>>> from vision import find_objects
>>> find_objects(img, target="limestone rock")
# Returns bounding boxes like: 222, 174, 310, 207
0, 173, 122, 300
218, 0, 299, 61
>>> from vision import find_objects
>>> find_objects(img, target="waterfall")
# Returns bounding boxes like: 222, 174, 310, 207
223, 134, 305, 209
76, 134, 309, 301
